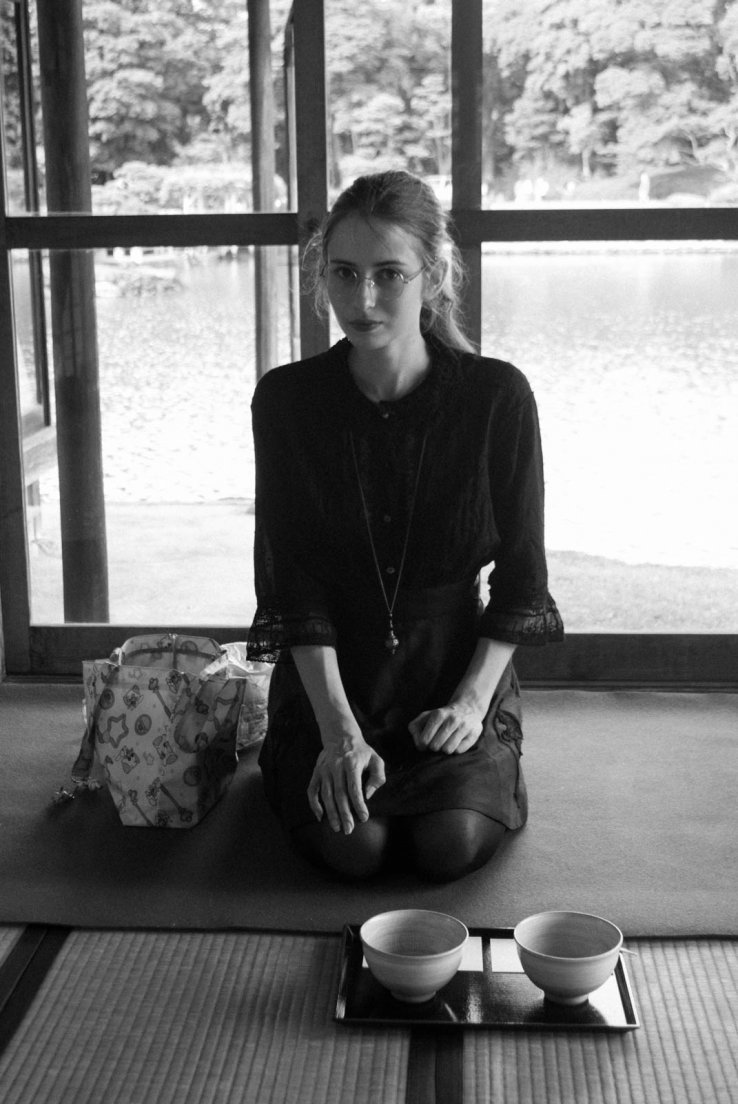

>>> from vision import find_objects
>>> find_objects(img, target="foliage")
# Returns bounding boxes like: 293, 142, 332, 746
1, 0, 736, 209
327, 0, 451, 184
485, 0, 738, 191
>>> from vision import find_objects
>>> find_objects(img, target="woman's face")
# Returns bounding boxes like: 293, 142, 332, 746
324, 214, 428, 356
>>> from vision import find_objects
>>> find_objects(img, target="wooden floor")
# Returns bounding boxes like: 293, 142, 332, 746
0, 926, 736, 1103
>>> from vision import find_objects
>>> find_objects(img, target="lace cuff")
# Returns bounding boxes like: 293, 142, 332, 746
480, 594, 564, 646
247, 606, 337, 663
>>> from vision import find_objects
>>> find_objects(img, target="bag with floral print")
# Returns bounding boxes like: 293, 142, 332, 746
59, 633, 257, 828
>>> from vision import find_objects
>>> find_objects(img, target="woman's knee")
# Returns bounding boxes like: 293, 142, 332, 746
290, 817, 391, 880
408, 809, 506, 883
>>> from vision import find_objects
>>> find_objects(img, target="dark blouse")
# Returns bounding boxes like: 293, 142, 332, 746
247, 338, 563, 661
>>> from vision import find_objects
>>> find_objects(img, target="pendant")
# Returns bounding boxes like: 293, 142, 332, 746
384, 630, 399, 654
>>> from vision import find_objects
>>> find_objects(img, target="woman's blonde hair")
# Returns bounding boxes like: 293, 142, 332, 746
304, 170, 476, 354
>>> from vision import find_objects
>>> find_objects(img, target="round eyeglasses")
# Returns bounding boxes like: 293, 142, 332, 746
322, 263, 426, 301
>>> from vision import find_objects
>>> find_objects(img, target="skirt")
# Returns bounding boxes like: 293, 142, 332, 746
258, 579, 528, 831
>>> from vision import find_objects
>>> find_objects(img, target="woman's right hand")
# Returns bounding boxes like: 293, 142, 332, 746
307, 732, 386, 835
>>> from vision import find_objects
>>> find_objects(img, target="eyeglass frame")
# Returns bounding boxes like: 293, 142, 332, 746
320, 262, 428, 301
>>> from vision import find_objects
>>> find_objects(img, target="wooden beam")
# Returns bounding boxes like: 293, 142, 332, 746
23, 626, 738, 685
5, 213, 299, 251
515, 633, 738, 689
451, 206, 738, 245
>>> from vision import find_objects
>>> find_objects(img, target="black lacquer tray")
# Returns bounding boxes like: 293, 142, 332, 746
335, 925, 640, 1031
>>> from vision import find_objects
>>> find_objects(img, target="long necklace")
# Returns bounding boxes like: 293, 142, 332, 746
349, 430, 428, 654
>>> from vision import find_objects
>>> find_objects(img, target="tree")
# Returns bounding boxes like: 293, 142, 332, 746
327, 0, 450, 183
84, 0, 220, 177
485, 0, 738, 189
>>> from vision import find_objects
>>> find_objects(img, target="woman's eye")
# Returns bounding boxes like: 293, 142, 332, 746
376, 268, 404, 285
331, 265, 357, 282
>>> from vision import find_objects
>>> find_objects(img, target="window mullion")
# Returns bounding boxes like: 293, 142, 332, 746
292, 0, 330, 358
452, 0, 483, 348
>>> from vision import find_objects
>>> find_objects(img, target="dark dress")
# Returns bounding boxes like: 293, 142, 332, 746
247, 338, 563, 831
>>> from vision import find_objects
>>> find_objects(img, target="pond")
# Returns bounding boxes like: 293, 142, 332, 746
13, 245, 738, 628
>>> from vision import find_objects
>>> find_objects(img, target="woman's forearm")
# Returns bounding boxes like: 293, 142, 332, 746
408, 637, 517, 754
290, 644, 360, 744
291, 644, 385, 831
449, 637, 517, 716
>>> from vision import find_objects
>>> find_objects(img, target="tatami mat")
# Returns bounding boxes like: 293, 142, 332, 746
0, 929, 409, 1104
465, 940, 738, 1104
0, 929, 735, 1104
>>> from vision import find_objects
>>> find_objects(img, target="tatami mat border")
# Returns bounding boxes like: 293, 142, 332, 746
0, 929, 24, 962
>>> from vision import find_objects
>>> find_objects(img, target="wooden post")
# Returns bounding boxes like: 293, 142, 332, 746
452, 0, 483, 349
292, 0, 330, 358
248, 0, 277, 378
283, 16, 301, 362
0, 79, 32, 673
37, 0, 109, 621
15, 0, 50, 421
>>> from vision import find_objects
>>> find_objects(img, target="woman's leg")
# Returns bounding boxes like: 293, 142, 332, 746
406, 809, 506, 883
290, 816, 392, 880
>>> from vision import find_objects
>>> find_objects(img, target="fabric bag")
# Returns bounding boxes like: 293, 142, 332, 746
67, 633, 259, 828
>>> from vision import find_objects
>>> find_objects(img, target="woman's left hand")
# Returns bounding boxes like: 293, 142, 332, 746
408, 704, 484, 755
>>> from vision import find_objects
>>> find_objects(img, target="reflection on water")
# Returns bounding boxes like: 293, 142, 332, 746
13, 246, 738, 626
483, 248, 738, 570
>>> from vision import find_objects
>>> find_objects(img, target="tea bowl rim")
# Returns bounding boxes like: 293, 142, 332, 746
513, 909, 624, 963
360, 908, 469, 961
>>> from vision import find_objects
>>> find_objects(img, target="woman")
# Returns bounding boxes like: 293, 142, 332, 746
247, 170, 563, 882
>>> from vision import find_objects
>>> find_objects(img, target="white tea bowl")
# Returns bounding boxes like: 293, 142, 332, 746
514, 910, 623, 1005
360, 909, 469, 1003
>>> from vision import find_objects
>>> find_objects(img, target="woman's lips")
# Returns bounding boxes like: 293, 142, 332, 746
350, 319, 381, 332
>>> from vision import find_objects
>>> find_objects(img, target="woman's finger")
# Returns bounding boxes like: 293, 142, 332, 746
346, 770, 369, 825
427, 714, 461, 752
331, 772, 357, 834
307, 770, 324, 821
363, 754, 386, 801
452, 732, 479, 755
409, 709, 443, 748
318, 772, 344, 834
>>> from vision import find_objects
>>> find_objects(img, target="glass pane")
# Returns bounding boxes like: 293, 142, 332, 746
482, 243, 738, 631
483, 0, 738, 210
16, 245, 295, 624
2, 1, 292, 215
326, 0, 451, 201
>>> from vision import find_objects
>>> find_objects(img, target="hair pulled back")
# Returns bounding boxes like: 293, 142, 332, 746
305, 170, 475, 354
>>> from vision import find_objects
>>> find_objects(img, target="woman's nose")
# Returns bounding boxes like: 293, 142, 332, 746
355, 277, 378, 306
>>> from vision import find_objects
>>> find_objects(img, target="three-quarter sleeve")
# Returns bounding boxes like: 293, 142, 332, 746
479, 387, 564, 645
246, 372, 337, 662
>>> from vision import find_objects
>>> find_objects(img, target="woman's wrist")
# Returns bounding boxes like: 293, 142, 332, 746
449, 639, 517, 717
318, 717, 365, 750
448, 695, 487, 718
290, 645, 363, 747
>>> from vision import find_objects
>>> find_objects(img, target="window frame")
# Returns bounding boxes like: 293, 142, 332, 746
1, 0, 736, 686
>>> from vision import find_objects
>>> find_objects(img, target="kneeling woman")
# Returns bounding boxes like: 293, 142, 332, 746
247, 170, 563, 882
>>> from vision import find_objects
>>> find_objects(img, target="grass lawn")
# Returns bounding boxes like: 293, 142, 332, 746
548, 550, 738, 633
